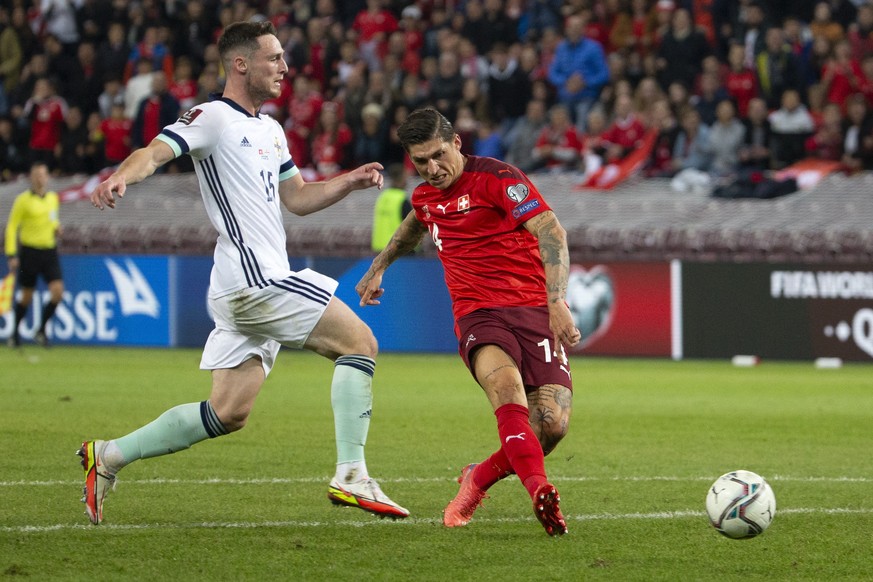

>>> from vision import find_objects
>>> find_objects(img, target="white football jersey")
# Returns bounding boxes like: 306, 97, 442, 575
157, 98, 300, 298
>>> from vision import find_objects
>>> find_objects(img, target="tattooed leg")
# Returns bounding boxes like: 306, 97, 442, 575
526, 384, 572, 455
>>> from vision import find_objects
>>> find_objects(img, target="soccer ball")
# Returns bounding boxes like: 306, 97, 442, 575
705, 470, 776, 539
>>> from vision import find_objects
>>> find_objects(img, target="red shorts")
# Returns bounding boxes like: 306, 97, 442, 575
456, 306, 573, 392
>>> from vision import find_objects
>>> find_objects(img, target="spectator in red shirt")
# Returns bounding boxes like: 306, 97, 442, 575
820, 39, 863, 112
530, 103, 583, 173
302, 18, 330, 92
398, 4, 425, 57
100, 102, 132, 166
725, 42, 758, 118
310, 101, 353, 179
385, 30, 420, 81
584, 5, 611, 50
649, 0, 675, 51
352, 0, 398, 72
601, 93, 647, 162
21, 77, 67, 169
131, 72, 179, 150
628, 0, 660, 55
169, 56, 200, 112
286, 74, 323, 134
805, 102, 844, 161
848, 4, 873, 63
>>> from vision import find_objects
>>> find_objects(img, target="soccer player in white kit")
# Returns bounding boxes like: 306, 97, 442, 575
79, 20, 408, 524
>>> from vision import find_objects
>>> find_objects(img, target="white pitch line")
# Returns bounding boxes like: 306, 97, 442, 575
2, 507, 872, 535
2, 475, 872, 487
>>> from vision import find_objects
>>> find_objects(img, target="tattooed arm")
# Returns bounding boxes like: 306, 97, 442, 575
524, 211, 581, 354
356, 211, 428, 306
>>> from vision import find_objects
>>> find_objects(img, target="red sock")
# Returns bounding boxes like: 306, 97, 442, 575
494, 403, 547, 498
471, 448, 513, 491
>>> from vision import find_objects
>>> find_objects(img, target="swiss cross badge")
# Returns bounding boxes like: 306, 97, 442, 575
458, 194, 470, 211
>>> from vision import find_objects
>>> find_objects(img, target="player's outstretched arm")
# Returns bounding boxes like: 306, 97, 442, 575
281, 162, 384, 216
90, 140, 175, 210
524, 211, 581, 353
356, 212, 427, 306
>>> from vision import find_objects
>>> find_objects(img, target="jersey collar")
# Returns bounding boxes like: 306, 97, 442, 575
210, 93, 258, 118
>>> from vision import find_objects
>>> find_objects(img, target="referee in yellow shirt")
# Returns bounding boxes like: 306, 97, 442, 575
4, 162, 65, 347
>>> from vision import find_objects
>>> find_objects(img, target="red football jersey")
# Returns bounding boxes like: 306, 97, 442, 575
412, 156, 551, 322
28, 97, 66, 151
725, 69, 758, 118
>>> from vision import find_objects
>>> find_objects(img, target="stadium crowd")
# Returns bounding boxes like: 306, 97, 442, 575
2, 0, 873, 185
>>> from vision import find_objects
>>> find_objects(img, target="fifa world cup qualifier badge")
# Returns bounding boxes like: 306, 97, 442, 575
507, 183, 540, 218
506, 183, 529, 203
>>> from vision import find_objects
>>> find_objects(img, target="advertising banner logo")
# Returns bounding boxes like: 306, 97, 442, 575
684, 263, 873, 361
0, 256, 170, 346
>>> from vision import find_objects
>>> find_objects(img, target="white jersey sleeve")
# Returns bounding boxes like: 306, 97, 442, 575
156, 105, 223, 160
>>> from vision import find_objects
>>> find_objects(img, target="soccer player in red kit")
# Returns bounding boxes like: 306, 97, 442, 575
356, 108, 580, 536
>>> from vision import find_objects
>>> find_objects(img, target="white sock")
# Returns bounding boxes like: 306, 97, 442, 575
335, 460, 369, 484
101, 440, 127, 473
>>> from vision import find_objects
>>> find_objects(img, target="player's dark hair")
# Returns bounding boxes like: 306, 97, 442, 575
396, 107, 455, 151
217, 21, 277, 64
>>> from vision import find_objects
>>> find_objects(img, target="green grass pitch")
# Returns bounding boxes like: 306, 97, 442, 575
1, 346, 871, 580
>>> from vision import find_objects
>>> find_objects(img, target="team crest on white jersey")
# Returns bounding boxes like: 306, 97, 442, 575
506, 183, 529, 203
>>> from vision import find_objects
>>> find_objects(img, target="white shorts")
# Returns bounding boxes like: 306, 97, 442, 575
199, 269, 338, 376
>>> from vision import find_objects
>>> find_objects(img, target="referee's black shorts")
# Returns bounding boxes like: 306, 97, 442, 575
17, 246, 63, 288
